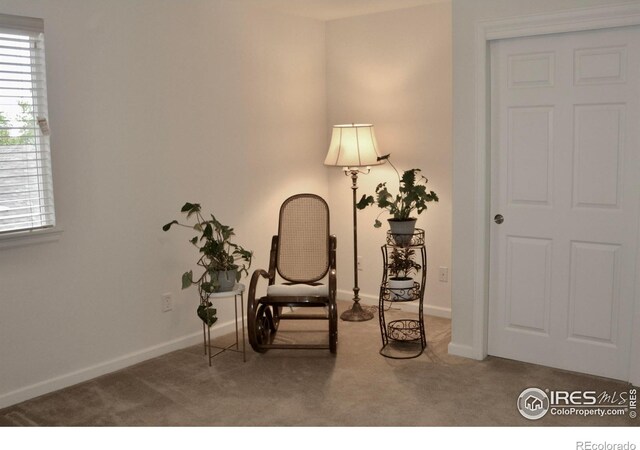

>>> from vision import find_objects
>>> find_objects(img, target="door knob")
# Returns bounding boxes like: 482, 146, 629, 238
494, 214, 504, 224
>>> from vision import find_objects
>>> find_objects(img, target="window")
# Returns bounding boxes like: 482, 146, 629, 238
0, 14, 54, 235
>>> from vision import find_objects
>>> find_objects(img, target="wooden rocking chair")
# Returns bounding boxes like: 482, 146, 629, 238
247, 194, 337, 353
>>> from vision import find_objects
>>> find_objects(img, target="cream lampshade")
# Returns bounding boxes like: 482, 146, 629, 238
324, 124, 383, 168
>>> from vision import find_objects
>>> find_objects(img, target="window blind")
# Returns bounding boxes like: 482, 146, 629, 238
0, 14, 55, 234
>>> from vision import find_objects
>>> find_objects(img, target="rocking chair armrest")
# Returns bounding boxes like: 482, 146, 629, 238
249, 269, 272, 305
328, 234, 337, 304
328, 268, 337, 304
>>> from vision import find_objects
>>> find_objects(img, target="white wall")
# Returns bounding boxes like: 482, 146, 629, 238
0, 0, 327, 408
325, 2, 452, 317
450, 0, 638, 361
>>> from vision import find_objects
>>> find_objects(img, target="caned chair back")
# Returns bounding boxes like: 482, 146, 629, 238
276, 194, 330, 283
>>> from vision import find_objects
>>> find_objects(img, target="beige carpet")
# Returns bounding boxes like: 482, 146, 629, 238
0, 301, 636, 426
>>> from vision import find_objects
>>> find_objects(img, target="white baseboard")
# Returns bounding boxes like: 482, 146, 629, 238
0, 319, 239, 410
447, 342, 480, 360
339, 289, 451, 319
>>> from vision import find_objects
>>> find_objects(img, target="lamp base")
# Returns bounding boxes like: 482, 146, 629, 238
340, 301, 374, 322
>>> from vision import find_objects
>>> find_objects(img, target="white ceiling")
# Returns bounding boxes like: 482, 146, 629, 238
235, 0, 446, 21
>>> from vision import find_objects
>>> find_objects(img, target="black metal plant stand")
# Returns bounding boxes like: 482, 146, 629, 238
378, 229, 427, 359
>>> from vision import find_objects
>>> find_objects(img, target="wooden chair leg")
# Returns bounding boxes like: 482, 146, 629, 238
329, 302, 338, 354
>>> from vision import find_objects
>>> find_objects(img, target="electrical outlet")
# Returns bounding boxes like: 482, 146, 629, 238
357, 255, 363, 271
438, 267, 449, 283
161, 293, 173, 312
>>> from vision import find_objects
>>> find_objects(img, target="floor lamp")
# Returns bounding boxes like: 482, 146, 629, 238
324, 124, 383, 321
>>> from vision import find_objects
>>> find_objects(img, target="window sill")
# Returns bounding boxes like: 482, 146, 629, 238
0, 226, 63, 250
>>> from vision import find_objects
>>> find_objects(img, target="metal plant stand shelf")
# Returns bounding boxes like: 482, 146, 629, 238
202, 284, 246, 365
378, 229, 427, 359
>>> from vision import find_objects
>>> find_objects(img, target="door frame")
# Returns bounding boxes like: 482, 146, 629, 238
460, 2, 640, 384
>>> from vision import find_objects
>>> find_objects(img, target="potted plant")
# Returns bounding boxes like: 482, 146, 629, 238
356, 157, 438, 245
387, 247, 421, 300
163, 202, 253, 326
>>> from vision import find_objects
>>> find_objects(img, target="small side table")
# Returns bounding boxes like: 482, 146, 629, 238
202, 284, 246, 365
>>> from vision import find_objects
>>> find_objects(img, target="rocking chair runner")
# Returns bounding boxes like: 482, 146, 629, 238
247, 194, 338, 353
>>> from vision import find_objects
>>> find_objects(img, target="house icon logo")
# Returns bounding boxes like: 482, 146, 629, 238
525, 395, 543, 411
517, 388, 550, 420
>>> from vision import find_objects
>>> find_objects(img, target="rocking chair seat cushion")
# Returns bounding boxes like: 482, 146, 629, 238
266, 283, 329, 298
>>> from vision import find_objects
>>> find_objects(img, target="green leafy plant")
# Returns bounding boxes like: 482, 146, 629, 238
356, 158, 438, 228
163, 202, 253, 324
197, 301, 217, 327
388, 247, 421, 279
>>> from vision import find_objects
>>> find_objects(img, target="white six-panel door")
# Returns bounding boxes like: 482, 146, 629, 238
489, 26, 640, 380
